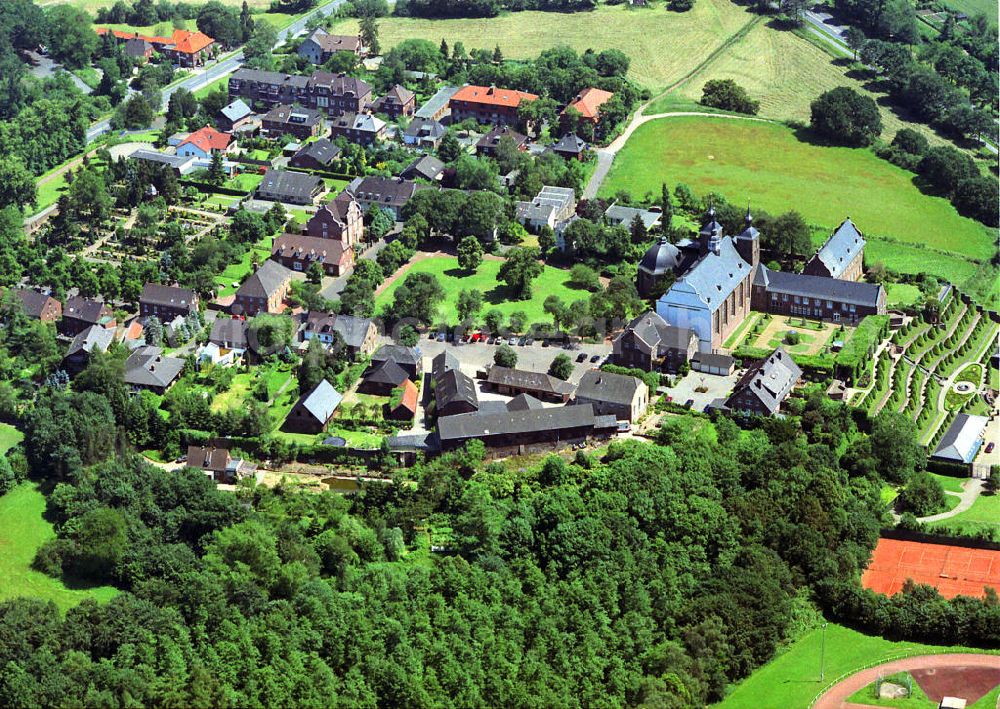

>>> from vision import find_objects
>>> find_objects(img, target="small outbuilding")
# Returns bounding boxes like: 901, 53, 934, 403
284, 379, 343, 434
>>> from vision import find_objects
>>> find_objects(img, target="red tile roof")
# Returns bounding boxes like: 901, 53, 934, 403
96, 27, 214, 55
178, 126, 232, 153
395, 379, 418, 413
451, 85, 538, 109
563, 87, 614, 120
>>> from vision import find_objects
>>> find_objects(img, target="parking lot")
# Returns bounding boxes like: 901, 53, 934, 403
667, 367, 743, 412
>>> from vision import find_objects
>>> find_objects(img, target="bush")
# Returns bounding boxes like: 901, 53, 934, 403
700, 79, 760, 115
810, 87, 882, 147
898, 472, 946, 516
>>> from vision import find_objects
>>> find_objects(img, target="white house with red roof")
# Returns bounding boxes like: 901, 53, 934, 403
176, 126, 234, 159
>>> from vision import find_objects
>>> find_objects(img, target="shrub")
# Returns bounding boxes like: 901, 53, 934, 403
700, 79, 760, 115
810, 87, 882, 147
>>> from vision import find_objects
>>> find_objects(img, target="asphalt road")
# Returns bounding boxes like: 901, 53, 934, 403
85, 0, 348, 144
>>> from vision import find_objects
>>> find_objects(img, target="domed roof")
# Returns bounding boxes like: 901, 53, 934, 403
700, 205, 724, 238
639, 236, 681, 275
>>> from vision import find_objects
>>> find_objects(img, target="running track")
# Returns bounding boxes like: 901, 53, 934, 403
813, 654, 1000, 709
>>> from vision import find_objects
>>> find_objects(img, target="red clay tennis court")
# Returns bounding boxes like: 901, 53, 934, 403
861, 538, 1000, 599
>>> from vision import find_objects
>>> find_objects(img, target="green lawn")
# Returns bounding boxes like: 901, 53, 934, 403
715, 621, 999, 709
847, 671, 936, 708
928, 472, 967, 495
225, 173, 264, 192
332, 0, 753, 92
374, 255, 587, 327
214, 236, 272, 297
193, 75, 230, 100
73, 66, 101, 90
35, 172, 70, 212
601, 117, 994, 262
0, 484, 118, 612
886, 284, 922, 307
0, 423, 24, 454
928, 492, 1000, 537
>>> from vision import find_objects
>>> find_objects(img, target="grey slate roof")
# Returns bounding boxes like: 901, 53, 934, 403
292, 137, 341, 166
298, 379, 342, 424
435, 368, 479, 411
415, 85, 459, 119
727, 347, 801, 414
486, 366, 575, 396
365, 359, 410, 386
263, 104, 323, 128
66, 325, 114, 357
220, 99, 252, 123
141, 283, 196, 310
550, 132, 587, 155
438, 403, 600, 442
64, 297, 111, 326
401, 155, 445, 181
333, 111, 386, 134
932, 413, 988, 463
129, 149, 195, 171
209, 318, 248, 348
237, 259, 291, 300
607, 204, 662, 230
307, 71, 371, 98
755, 265, 884, 308
638, 236, 681, 275
257, 169, 323, 201
124, 346, 185, 389
576, 369, 642, 406
507, 393, 543, 411
615, 311, 695, 355
346, 176, 418, 209
431, 351, 460, 378
305, 313, 372, 349
478, 125, 527, 150
691, 352, 735, 369
404, 117, 445, 140
515, 185, 575, 223
814, 218, 865, 279
372, 344, 421, 368
675, 236, 751, 311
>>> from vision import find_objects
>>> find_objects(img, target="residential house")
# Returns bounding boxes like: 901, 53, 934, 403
218, 99, 254, 132
176, 126, 233, 159
612, 311, 698, 373
561, 87, 614, 128
574, 369, 647, 422
59, 296, 115, 337
371, 344, 422, 380
97, 27, 215, 66
724, 347, 801, 416
549, 133, 587, 160
124, 345, 185, 394
386, 379, 419, 421
62, 325, 115, 376
272, 233, 354, 276
432, 352, 478, 417
301, 312, 377, 359
289, 138, 341, 171
307, 71, 373, 116
515, 185, 577, 232
204, 317, 248, 365
606, 204, 662, 231
373, 85, 416, 118
403, 117, 446, 148
234, 260, 293, 316
306, 197, 363, 246
297, 28, 364, 65
261, 104, 324, 141
931, 414, 989, 471
476, 125, 528, 157
359, 358, 411, 395
484, 365, 575, 403
401, 155, 445, 182
284, 379, 343, 433
229, 69, 311, 110
186, 445, 253, 483
140, 283, 198, 320
329, 111, 386, 146
751, 266, 886, 323
344, 176, 419, 219
804, 218, 866, 281
10, 289, 61, 322
124, 38, 153, 61
256, 169, 324, 205
448, 84, 539, 128
437, 404, 616, 450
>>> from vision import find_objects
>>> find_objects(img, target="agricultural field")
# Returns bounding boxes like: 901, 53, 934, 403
374, 255, 589, 327
600, 117, 995, 263
715, 621, 998, 709
333, 0, 754, 92
0, 484, 118, 613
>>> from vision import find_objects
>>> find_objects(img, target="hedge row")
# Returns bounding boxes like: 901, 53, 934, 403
834, 315, 890, 383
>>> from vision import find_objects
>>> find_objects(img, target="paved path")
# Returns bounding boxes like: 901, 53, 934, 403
918, 479, 985, 523
813, 654, 1000, 709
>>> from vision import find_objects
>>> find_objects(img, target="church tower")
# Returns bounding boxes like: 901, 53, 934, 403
735, 204, 760, 268
699, 204, 724, 255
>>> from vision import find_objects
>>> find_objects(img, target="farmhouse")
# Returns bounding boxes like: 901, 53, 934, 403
301, 313, 377, 359
62, 325, 115, 376
140, 283, 197, 320
176, 126, 233, 158
804, 218, 865, 281
373, 85, 416, 118
59, 297, 113, 338
272, 233, 354, 276
562, 87, 614, 127
124, 346, 185, 394
360, 358, 411, 395
10, 289, 61, 322
234, 260, 293, 316
284, 379, 343, 434
261, 104, 324, 141
612, 310, 698, 373
724, 348, 801, 416
97, 27, 215, 66
449, 85, 539, 128
931, 413, 989, 470
403, 117, 446, 148
477, 125, 528, 157
437, 404, 615, 450
574, 369, 647, 422
297, 28, 364, 65
432, 352, 479, 417
256, 169, 324, 205
485, 365, 574, 403
329, 111, 386, 145
209, 318, 248, 351
306, 196, 364, 246
125, 37, 153, 61
371, 344, 422, 380
289, 138, 341, 170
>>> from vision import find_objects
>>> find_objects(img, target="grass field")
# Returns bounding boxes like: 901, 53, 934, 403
0, 484, 118, 612
886, 284, 923, 307
928, 492, 1000, 537
193, 75, 230, 100
374, 255, 587, 326
600, 117, 995, 262
0, 423, 23, 454
332, 0, 753, 92
715, 621, 999, 709
940, 0, 998, 25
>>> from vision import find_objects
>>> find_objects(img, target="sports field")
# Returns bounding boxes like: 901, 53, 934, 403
0, 483, 118, 612
374, 255, 587, 326
716, 622, 997, 709
332, 0, 753, 92
599, 117, 995, 263
861, 537, 1000, 599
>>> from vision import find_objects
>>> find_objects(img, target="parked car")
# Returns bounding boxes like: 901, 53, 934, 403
576, 352, 587, 362
542, 340, 550, 347
684, 398, 694, 409
525, 337, 534, 345
616, 421, 631, 433
436, 332, 446, 342
429, 332, 438, 339
987, 442, 995, 454
508, 336, 518, 346
590, 354, 601, 363
664, 394, 673, 403
517, 336, 526, 346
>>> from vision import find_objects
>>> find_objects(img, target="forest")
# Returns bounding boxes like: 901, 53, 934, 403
2, 382, 998, 707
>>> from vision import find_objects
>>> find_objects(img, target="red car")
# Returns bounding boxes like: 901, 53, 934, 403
987, 442, 995, 454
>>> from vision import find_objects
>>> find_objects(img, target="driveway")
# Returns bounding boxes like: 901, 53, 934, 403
668, 368, 742, 412
24, 50, 95, 94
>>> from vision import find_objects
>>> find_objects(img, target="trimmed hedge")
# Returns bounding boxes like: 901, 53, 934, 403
835, 315, 890, 383
732, 345, 835, 378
